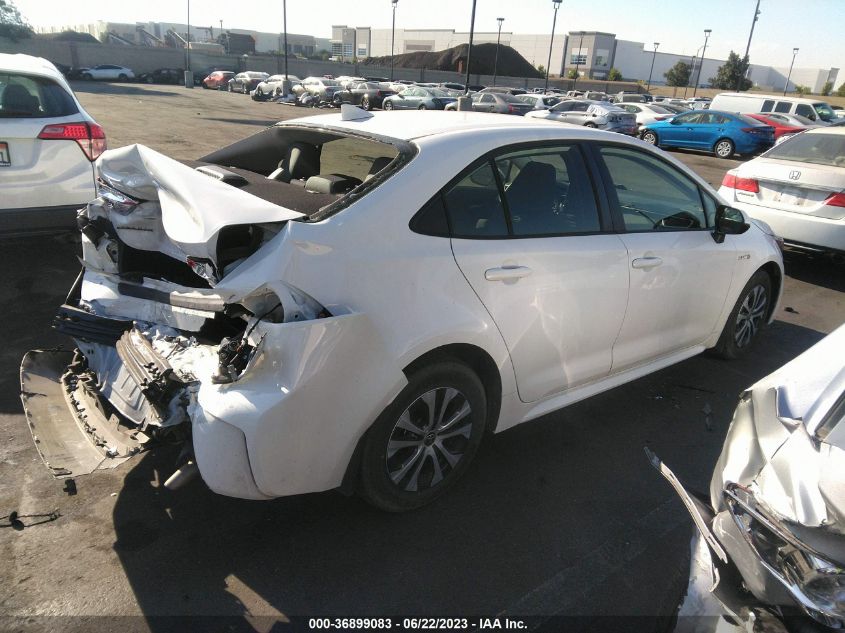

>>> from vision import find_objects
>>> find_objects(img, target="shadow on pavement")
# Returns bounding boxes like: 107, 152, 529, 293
109, 320, 824, 631
783, 250, 845, 293
69, 82, 177, 98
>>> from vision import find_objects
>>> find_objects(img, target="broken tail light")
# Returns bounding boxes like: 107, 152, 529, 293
38, 122, 107, 161
96, 180, 140, 214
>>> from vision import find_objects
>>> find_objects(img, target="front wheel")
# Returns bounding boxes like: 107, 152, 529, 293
361, 95, 371, 110
712, 271, 772, 359
714, 138, 735, 159
383, 100, 394, 110
242, 84, 248, 94
418, 104, 427, 110
641, 130, 658, 145
584, 122, 596, 128
82, 73, 92, 81
227, 83, 233, 92
118, 73, 128, 81
359, 361, 488, 512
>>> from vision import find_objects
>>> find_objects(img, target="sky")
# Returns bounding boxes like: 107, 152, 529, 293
12, 0, 845, 76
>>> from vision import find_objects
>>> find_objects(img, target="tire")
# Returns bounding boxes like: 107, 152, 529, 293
641, 130, 658, 145
383, 100, 394, 110
255, 88, 264, 100
359, 361, 488, 512
227, 83, 233, 92
712, 271, 772, 359
118, 74, 128, 81
418, 104, 427, 110
82, 73, 92, 81
361, 95, 371, 110
714, 138, 735, 159
145, 76, 154, 84
584, 122, 597, 128
242, 84, 248, 94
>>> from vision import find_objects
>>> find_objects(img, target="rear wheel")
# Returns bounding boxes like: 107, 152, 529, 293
118, 73, 128, 81
82, 73, 92, 81
641, 130, 658, 145
418, 104, 427, 110
227, 83, 233, 92
584, 122, 597, 128
242, 84, 248, 94
359, 361, 487, 512
714, 138, 735, 159
713, 271, 772, 359
384, 100, 394, 110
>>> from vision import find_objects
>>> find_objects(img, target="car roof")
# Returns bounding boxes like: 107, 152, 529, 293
805, 126, 845, 136
279, 110, 613, 142
0, 53, 64, 80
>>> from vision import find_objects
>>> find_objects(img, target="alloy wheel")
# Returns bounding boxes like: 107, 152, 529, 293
734, 284, 768, 348
715, 140, 734, 158
385, 387, 473, 492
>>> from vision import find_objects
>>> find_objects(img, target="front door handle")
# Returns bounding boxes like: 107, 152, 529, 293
485, 265, 533, 281
631, 256, 663, 270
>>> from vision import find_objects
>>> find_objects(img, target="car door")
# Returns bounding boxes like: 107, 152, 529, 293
590, 143, 737, 371
476, 94, 496, 112
660, 112, 701, 147
447, 143, 630, 403
548, 101, 576, 123
568, 101, 591, 125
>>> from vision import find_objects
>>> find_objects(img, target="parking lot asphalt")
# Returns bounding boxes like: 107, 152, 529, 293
1, 82, 843, 632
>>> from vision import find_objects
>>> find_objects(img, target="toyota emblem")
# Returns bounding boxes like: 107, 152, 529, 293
789, 170, 801, 180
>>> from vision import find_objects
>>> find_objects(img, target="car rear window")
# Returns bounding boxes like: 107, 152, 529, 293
0, 73, 78, 118
501, 94, 527, 104
766, 133, 845, 167
736, 114, 765, 126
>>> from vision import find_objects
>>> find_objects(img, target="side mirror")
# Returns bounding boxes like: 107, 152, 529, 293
712, 205, 750, 243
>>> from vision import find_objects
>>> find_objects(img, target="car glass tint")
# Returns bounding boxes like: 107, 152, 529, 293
774, 101, 792, 113
598, 146, 707, 232
762, 100, 775, 112
0, 73, 78, 118
442, 162, 509, 238
812, 102, 836, 122
795, 104, 816, 120
495, 146, 600, 236
765, 133, 845, 167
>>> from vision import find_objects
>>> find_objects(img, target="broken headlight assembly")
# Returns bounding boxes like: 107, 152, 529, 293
725, 483, 845, 627
96, 179, 141, 215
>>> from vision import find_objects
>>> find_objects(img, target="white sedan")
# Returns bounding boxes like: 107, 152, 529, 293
253, 74, 301, 99
719, 126, 845, 253
22, 108, 783, 511
78, 64, 135, 81
618, 102, 676, 128
0, 53, 106, 232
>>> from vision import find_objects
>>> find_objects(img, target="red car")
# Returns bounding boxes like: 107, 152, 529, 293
746, 113, 809, 141
202, 70, 235, 90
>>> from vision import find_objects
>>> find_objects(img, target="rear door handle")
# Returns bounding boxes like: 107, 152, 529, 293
485, 266, 533, 281
631, 257, 663, 270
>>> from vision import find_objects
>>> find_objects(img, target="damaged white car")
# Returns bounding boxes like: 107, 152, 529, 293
22, 107, 784, 511
652, 324, 845, 632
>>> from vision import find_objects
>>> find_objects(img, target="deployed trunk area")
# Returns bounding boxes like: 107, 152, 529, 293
21, 124, 406, 480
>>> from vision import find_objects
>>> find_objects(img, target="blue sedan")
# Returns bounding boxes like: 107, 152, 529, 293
639, 110, 775, 159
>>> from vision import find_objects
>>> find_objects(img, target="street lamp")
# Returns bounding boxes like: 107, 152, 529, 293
544, 0, 563, 94
572, 31, 584, 88
493, 17, 504, 87
463, 0, 478, 96
737, 0, 761, 91
390, 0, 398, 81
283, 0, 289, 89
684, 47, 701, 99
784, 47, 798, 95
184, 0, 191, 88
692, 28, 711, 97
646, 42, 659, 92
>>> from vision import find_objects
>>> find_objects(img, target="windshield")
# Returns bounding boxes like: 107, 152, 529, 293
647, 104, 673, 114
501, 94, 527, 104
426, 88, 451, 98
0, 73, 78, 118
246, 72, 268, 79
542, 97, 560, 106
765, 133, 845, 167
813, 102, 837, 122
321, 79, 341, 87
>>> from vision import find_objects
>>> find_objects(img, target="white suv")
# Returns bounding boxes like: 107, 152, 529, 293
0, 54, 106, 232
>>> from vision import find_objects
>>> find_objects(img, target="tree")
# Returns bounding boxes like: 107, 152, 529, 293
664, 61, 691, 87
567, 68, 579, 79
709, 51, 752, 90
837, 83, 845, 98
536, 64, 545, 75
794, 84, 810, 96
821, 81, 833, 96
0, 0, 33, 41
607, 67, 622, 82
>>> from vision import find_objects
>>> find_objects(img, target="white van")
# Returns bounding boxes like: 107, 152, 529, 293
710, 92, 839, 123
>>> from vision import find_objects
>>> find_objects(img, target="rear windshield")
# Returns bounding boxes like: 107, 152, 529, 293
737, 114, 766, 126
765, 133, 845, 167
501, 94, 527, 104
246, 72, 268, 79
0, 73, 78, 118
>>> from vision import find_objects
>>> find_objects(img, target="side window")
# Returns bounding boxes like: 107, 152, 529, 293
480, 94, 495, 103
795, 104, 816, 120
762, 99, 775, 112
495, 145, 600, 236
598, 146, 707, 232
442, 162, 509, 238
774, 101, 792, 113
571, 102, 590, 112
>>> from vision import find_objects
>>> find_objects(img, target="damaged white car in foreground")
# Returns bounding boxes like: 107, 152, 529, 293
652, 324, 845, 632
23, 107, 783, 511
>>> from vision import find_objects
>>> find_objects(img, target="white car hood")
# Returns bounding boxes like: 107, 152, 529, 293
97, 144, 304, 254
711, 323, 845, 532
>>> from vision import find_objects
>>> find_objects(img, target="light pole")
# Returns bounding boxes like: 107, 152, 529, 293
184, 0, 192, 88
684, 49, 700, 99
283, 0, 288, 83
572, 31, 584, 88
463, 0, 478, 96
737, 0, 761, 91
646, 42, 659, 92
784, 47, 798, 95
544, 0, 562, 94
692, 29, 711, 97
493, 17, 504, 87
390, 0, 398, 81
